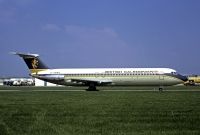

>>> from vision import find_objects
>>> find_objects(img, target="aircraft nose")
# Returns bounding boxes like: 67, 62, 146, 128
178, 74, 188, 82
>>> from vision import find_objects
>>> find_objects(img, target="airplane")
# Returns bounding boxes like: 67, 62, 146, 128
12, 52, 188, 91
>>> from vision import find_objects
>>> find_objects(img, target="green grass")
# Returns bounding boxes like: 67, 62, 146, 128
0, 86, 200, 135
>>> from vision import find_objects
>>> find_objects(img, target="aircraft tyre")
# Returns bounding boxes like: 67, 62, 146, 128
159, 87, 163, 92
87, 83, 98, 91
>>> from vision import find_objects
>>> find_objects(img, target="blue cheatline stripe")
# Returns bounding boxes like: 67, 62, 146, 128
164, 73, 188, 82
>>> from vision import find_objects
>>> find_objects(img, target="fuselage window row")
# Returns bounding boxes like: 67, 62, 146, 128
64, 72, 159, 77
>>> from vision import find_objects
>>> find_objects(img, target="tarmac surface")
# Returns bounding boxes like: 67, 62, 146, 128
0, 89, 200, 92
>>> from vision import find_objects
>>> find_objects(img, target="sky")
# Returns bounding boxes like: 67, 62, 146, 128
0, 0, 200, 77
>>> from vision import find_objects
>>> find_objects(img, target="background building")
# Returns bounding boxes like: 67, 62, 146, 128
35, 78, 60, 86
0, 78, 3, 86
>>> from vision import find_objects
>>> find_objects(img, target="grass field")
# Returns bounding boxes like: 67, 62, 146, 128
0, 86, 200, 135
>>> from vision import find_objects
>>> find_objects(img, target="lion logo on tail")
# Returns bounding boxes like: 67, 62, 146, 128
31, 58, 39, 69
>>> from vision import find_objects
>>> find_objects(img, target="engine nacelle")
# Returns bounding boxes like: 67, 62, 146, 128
33, 74, 65, 81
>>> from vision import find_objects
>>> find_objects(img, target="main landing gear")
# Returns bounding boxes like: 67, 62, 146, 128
87, 83, 98, 91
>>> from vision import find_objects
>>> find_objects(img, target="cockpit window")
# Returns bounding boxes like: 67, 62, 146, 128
171, 72, 177, 75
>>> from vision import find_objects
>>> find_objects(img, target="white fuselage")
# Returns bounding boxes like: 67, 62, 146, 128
33, 68, 186, 86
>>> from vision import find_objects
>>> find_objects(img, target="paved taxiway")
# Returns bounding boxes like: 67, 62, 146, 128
0, 89, 200, 92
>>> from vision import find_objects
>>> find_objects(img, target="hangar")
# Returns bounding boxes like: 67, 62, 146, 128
0, 79, 3, 86
34, 78, 61, 86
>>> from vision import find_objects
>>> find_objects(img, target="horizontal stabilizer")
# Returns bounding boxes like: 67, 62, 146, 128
12, 52, 49, 73
11, 52, 39, 58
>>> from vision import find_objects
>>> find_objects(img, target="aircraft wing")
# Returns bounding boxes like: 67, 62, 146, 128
70, 78, 113, 85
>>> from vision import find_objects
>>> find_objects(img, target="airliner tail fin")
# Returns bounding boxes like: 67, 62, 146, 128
12, 52, 49, 74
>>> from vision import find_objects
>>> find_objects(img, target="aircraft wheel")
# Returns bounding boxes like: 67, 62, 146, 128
87, 83, 98, 91
159, 87, 163, 91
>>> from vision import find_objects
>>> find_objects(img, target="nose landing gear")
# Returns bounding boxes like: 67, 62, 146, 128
159, 86, 164, 91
